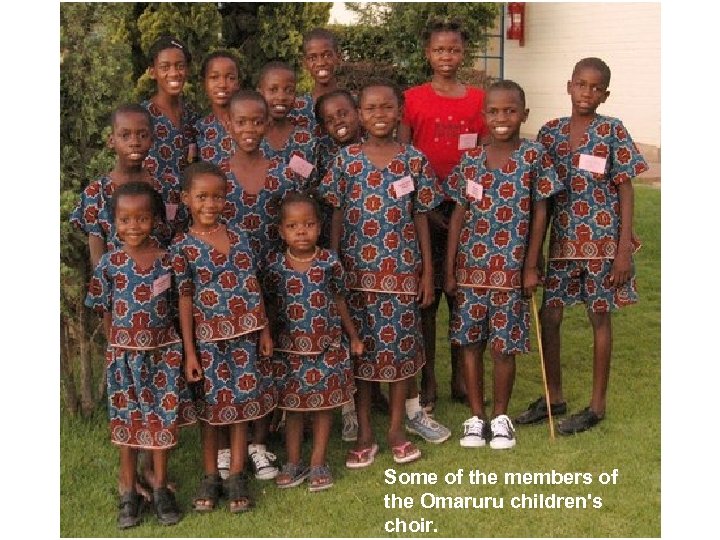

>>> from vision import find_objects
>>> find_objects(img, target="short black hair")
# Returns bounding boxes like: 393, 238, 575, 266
314, 89, 357, 124
229, 89, 269, 119
486, 79, 526, 109
181, 161, 226, 192
110, 181, 165, 223
257, 60, 296, 87
148, 34, 191, 66
200, 49, 241, 79
572, 57, 611, 87
422, 17, 469, 46
358, 78, 404, 108
279, 190, 322, 222
302, 28, 339, 54
110, 104, 152, 131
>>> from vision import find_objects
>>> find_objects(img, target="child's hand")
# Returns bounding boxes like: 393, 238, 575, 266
444, 274, 457, 297
350, 337, 365, 357
417, 273, 435, 308
522, 266, 542, 298
259, 327, 274, 357
184, 352, 203, 383
610, 249, 632, 288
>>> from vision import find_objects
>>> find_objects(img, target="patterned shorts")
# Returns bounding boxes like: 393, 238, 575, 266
449, 287, 530, 355
543, 259, 638, 313
347, 289, 425, 382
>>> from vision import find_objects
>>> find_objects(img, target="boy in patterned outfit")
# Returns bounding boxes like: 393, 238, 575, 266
515, 58, 648, 434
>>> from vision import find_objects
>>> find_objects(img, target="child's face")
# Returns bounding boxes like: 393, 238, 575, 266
359, 86, 401, 139
182, 173, 227, 229
303, 38, 340, 86
320, 95, 360, 145
110, 112, 152, 167
229, 99, 268, 153
279, 201, 320, 255
115, 194, 155, 248
484, 89, 528, 143
149, 48, 187, 97
204, 57, 240, 108
257, 68, 296, 121
425, 31, 465, 78
567, 67, 609, 116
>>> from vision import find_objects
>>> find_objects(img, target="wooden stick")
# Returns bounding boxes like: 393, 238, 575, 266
531, 294, 555, 440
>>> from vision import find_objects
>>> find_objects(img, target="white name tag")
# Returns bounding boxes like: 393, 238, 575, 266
165, 203, 178, 222
458, 133, 478, 150
289, 155, 315, 178
153, 273, 171, 297
579, 154, 607, 174
392, 176, 415, 197
467, 180, 484, 200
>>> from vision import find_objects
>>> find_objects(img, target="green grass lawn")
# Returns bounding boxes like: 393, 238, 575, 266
60, 186, 660, 537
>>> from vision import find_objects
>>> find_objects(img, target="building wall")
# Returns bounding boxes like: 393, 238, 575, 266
503, 2, 660, 150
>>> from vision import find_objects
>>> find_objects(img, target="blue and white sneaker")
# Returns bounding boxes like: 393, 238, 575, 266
405, 410, 451, 443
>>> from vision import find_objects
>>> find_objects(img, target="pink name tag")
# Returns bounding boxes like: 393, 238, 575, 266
165, 203, 178, 222
579, 154, 607, 174
392, 176, 415, 197
467, 180, 483, 200
458, 133, 478, 150
289, 155, 315, 179
153, 273, 171, 297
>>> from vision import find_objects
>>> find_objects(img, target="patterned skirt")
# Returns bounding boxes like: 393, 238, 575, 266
273, 345, 355, 411
105, 342, 196, 449
195, 333, 277, 424
347, 290, 425, 382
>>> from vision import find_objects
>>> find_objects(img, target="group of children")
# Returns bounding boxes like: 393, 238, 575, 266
69, 21, 648, 529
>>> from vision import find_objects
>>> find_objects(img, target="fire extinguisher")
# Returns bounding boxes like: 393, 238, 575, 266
506, 2, 525, 46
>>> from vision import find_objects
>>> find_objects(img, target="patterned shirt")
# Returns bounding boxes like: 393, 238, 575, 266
195, 112, 234, 166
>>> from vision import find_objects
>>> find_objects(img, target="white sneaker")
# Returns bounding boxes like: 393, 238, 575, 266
248, 444, 279, 480
342, 410, 358, 442
217, 448, 231, 480
459, 416, 486, 447
489, 415, 516, 449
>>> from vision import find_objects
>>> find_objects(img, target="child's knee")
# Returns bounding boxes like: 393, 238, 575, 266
540, 306, 563, 328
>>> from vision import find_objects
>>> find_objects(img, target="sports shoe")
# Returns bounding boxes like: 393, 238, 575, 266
558, 407, 603, 435
489, 415, 516, 449
117, 490, 144, 530
342, 410, 358, 442
405, 410, 451, 443
217, 448, 231, 480
459, 416, 486, 447
275, 462, 309, 488
514, 396, 567, 425
248, 444, 279, 480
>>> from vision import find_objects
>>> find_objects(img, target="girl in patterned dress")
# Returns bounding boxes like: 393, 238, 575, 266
172, 162, 276, 513
142, 35, 199, 234
320, 80, 443, 467
70, 104, 173, 267
195, 51, 241, 166
444, 81, 563, 450
264, 192, 363, 491
85, 181, 193, 529
256, 61, 317, 189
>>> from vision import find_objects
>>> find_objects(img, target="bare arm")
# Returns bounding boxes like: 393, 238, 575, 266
413, 212, 434, 308
257, 293, 274, 357
611, 181, 635, 287
89, 235, 106, 269
334, 294, 364, 357
523, 199, 548, 297
178, 295, 202, 382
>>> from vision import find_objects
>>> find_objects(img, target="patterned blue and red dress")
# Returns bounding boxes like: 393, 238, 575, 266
537, 115, 648, 312
445, 140, 563, 355
264, 249, 355, 410
320, 143, 443, 381
69, 175, 173, 250
195, 112, 234, 166
85, 249, 196, 448
171, 226, 276, 424
141, 99, 199, 231
259, 122, 318, 191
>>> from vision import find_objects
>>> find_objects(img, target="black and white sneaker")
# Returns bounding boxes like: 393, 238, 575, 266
459, 416, 486, 447
248, 444, 278, 480
489, 415, 516, 449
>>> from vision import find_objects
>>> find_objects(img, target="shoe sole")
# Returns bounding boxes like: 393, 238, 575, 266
405, 425, 451, 444
490, 439, 516, 450
393, 450, 422, 464
255, 469, 279, 480
346, 444, 379, 468
308, 482, 334, 492
342, 435, 358, 442
459, 438, 486, 448
276, 473, 309, 488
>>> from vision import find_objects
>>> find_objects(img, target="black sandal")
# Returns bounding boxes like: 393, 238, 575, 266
193, 473, 223, 512
117, 490, 144, 530
225, 472, 254, 513
153, 486, 180, 526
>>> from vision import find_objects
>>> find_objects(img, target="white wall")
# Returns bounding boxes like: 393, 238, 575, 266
503, 2, 660, 148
